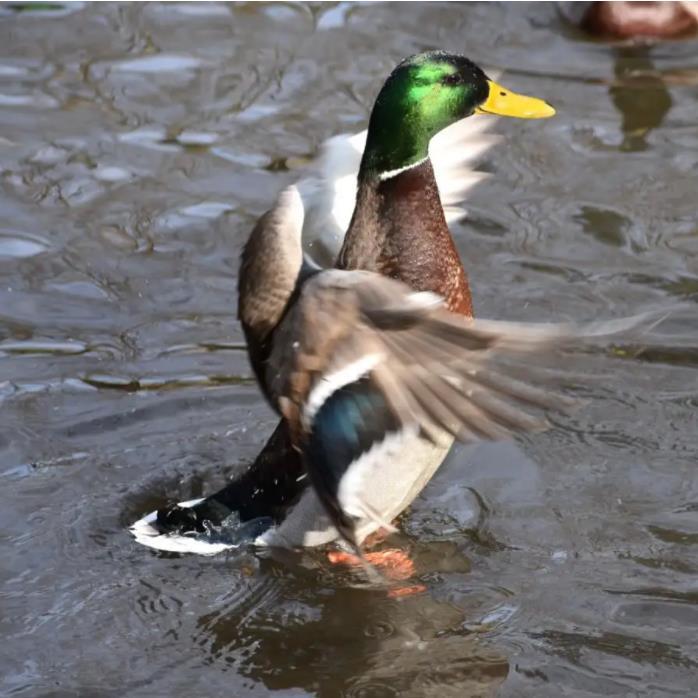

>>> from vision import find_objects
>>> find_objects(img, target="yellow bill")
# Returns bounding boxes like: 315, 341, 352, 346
475, 80, 555, 119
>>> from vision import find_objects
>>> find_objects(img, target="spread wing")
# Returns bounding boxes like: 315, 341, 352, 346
265, 268, 658, 554
267, 269, 647, 446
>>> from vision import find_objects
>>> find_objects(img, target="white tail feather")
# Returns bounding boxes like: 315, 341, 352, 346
129, 499, 235, 555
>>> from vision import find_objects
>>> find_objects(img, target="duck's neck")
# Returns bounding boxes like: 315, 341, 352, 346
358, 110, 432, 180
338, 159, 473, 317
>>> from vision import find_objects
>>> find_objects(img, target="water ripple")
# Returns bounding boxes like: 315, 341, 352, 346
2, 3, 698, 697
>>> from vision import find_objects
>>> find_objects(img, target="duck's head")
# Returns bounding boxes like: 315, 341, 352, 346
360, 51, 555, 179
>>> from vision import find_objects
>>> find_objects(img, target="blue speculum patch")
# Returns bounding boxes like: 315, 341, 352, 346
306, 378, 401, 499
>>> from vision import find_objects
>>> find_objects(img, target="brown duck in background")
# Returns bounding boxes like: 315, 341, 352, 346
580, 2, 698, 39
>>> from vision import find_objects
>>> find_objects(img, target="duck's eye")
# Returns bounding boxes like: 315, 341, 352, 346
443, 73, 463, 86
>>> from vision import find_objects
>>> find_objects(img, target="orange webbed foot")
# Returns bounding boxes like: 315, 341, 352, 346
327, 548, 415, 580
327, 548, 425, 597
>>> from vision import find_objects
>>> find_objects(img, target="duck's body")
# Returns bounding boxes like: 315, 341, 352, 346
339, 158, 473, 315
132, 52, 572, 555
135, 156, 468, 552
230, 184, 456, 550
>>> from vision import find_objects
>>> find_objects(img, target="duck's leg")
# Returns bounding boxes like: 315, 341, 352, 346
156, 420, 308, 532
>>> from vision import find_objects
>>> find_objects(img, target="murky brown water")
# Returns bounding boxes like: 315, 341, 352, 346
2, 2, 698, 696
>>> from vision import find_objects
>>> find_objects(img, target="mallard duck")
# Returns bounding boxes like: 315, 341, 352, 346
131, 51, 626, 557
577, 2, 698, 39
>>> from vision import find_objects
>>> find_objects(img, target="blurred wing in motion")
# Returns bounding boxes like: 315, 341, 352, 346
267, 268, 652, 550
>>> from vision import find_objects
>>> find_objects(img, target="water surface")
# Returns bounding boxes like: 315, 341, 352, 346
2, 3, 698, 696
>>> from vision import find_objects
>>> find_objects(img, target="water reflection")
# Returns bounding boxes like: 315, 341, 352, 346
609, 47, 671, 151
197, 557, 508, 697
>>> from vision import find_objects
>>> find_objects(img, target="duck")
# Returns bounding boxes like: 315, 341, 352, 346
574, 2, 698, 39
131, 51, 624, 558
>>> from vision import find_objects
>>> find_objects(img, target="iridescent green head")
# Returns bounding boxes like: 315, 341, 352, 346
360, 51, 555, 180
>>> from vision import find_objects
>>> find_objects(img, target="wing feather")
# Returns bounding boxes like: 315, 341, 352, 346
264, 268, 660, 560
268, 270, 652, 448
